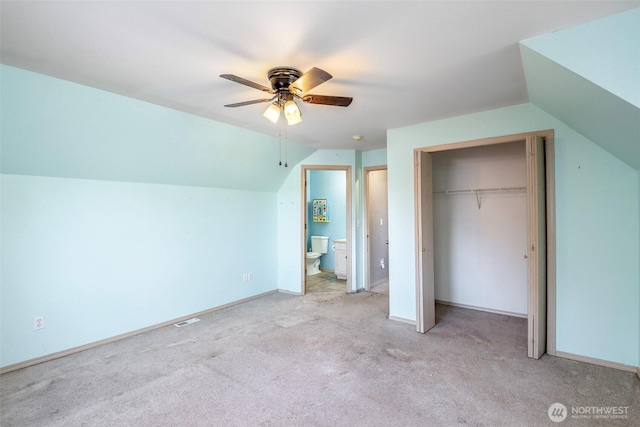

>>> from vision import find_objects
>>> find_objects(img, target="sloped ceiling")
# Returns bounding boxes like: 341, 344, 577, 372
1, 65, 315, 191
521, 47, 639, 170
1, 1, 637, 152
521, 9, 640, 170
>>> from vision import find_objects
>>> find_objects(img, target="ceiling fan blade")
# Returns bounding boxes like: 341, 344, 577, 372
301, 94, 353, 107
220, 74, 274, 93
289, 67, 332, 93
224, 98, 274, 108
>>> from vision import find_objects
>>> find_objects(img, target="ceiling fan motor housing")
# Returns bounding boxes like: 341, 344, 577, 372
268, 67, 303, 91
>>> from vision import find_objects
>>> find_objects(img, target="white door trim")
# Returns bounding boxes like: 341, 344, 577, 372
301, 165, 352, 294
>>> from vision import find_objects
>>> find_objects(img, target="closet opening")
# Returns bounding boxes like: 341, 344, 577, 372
414, 131, 555, 359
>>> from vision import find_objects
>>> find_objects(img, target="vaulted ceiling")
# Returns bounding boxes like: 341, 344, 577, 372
1, 1, 637, 151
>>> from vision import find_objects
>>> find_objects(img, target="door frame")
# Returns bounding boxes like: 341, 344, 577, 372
413, 130, 556, 357
363, 166, 388, 291
301, 165, 352, 294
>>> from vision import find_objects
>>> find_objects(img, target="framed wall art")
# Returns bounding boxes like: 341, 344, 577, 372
312, 199, 329, 222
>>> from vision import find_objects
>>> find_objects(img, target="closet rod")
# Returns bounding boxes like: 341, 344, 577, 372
433, 186, 526, 195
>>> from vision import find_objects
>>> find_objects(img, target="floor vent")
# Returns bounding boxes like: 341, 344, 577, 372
174, 318, 200, 328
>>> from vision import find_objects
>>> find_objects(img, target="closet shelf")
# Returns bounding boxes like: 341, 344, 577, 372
433, 186, 526, 209
433, 186, 526, 195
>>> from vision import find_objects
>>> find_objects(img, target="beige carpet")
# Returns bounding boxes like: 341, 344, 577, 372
2, 284, 638, 426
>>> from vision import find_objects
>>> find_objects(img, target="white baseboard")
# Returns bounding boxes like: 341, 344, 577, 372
389, 315, 416, 326
0, 290, 277, 375
435, 299, 527, 319
555, 351, 638, 374
277, 289, 303, 296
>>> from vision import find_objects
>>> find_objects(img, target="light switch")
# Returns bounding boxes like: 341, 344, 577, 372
380, 218, 384, 226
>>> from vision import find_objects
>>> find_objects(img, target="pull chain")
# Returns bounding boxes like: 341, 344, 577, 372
284, 123, 288, 167
275, 102, 288, 167
278, 118, 282, 166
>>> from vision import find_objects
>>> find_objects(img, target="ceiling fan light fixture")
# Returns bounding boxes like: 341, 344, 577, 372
263, 103, 281, 123
222, 66, 351, 126
284, 99, 302, 125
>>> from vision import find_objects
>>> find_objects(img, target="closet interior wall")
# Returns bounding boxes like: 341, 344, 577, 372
431, 141, 528, 317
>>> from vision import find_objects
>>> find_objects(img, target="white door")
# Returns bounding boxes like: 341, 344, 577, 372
416, 151, 435, 333
367, 169, 389, 287
526, 136, 547, 359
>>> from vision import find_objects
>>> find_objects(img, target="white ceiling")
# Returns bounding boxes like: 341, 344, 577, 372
1, 1, 637, 151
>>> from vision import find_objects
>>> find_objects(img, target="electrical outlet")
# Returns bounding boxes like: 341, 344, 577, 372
34, 316, 45, 330
242, 273, 248, 281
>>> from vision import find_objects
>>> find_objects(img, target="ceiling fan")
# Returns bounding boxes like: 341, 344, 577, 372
220, 67, 353, 125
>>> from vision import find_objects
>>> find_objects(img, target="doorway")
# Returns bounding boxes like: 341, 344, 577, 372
364, 167, 389, 291
301, 165, 352, 294
414, 131, 556, 359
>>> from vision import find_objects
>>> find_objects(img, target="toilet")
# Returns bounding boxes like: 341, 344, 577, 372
306, 236, 329, 275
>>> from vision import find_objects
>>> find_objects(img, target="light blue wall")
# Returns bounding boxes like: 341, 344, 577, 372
277, 150, 358, 293
0, 65, 300, 368
1, 174, 277, 367
362, 149, 388, 167
554, 131, 639, 367
518, 10, 640, 367
308, 170, 347, 270
387, 103, 639, 367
